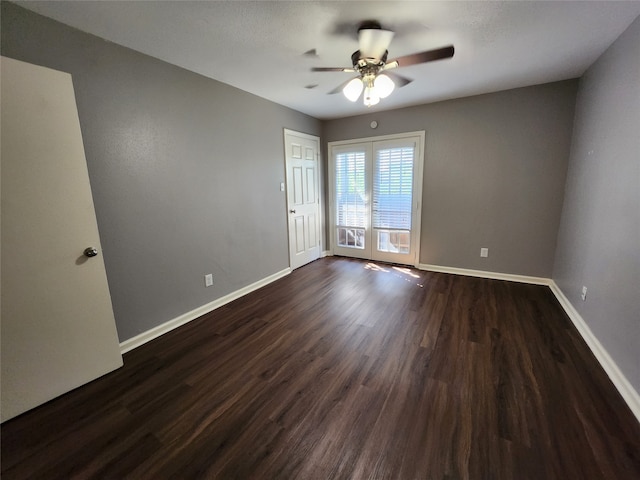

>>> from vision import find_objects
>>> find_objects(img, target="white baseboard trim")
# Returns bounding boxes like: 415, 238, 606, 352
321, 250, 332, 258
416, 263, 552, 286
549, 281, 640, 423
119, 267, 292, 354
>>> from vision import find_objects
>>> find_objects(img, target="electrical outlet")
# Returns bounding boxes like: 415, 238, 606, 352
205, 274, 213, 287
480, 247, 489, 258
581, 286, 587, 301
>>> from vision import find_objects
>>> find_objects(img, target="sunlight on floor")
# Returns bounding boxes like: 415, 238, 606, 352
364, 262, 424, 287
392, 266, 421, 279
365, 262, 389, 272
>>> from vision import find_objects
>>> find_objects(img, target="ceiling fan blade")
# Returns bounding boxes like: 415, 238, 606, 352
384, 71, 412, 88
328, 76, 359, 95
311, 67, 356, 73
359, 28, 395, 61
388, 45, 454, 67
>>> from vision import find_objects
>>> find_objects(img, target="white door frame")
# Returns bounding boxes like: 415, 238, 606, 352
328, 131, 425, 266
283, 129, 322, 270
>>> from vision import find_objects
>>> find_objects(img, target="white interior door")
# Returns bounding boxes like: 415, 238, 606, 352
284, 129, 321, 270
330, 132, 424, 266
1, 57, 123, 422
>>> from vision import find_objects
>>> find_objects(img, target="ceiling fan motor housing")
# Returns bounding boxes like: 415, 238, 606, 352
351, 50, 388, 73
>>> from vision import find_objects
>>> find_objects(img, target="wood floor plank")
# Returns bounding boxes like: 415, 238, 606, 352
2, 257, 639, 479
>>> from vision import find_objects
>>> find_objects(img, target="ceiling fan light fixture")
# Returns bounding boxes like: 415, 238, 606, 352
363, 85, 380, 107
343, 77, 364, 102
374, 73, 395, 98
315, 21, 454, 108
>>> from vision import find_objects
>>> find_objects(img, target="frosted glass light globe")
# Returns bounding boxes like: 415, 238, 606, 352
343, 77, 364, 102
364, 86, 380, 107
374, 74, 395, 98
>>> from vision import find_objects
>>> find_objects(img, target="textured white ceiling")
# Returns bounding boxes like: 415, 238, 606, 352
16, 1, 640, 119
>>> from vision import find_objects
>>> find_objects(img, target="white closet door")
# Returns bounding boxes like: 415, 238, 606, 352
1, 57, 123, 422
284, 129, 321, 270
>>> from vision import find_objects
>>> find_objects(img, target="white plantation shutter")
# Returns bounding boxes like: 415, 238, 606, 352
373, 146, 414, 230
336, 151, 367, 227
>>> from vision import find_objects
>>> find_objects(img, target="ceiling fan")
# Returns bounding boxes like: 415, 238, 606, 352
312, 20, 454, 107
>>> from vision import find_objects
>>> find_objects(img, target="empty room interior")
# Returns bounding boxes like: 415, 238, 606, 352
1, 1, 639, 478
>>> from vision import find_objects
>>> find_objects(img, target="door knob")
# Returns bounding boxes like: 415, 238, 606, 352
289, 209, 296, 214
83, 247, 99, 258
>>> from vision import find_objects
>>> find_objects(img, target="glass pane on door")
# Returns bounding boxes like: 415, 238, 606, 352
372, 145, 414, 256
335, 150, 367, 250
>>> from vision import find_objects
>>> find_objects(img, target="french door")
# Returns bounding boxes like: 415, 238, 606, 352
329, 132, 424, 266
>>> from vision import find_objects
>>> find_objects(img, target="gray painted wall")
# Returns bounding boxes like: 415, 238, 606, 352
323, 81, 578, 277
1, 2, 321, 341
553, 16, 640, 392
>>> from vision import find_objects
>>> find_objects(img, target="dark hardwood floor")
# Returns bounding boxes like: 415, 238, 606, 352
2, 257, 639, 479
